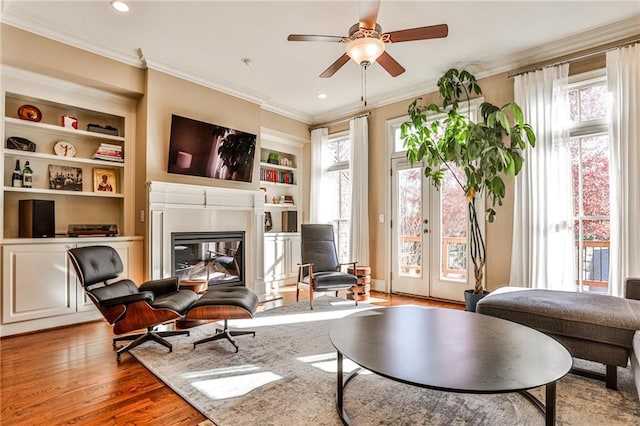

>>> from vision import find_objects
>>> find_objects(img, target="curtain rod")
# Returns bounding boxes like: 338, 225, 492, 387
309, 111, 371, 132
508, 37, 640, 78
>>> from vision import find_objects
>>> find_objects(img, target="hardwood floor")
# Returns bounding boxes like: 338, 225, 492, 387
0, 288, 462, 425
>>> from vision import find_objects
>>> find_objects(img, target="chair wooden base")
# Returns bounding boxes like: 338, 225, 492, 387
296, 285, 357, 310
192, 319, 255, 353
113, 327, 190, 361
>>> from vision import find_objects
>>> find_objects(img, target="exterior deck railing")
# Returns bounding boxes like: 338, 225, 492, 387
399, 236, 610, 290
579, 240, 609, 289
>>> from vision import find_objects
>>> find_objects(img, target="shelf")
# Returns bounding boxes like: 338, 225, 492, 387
4, 186, 124, 198
265, 203, 297, 208
4, 149, 125, 168
260, 180, 297, 188
4, 117, 125, 142
259, 162, 296, 172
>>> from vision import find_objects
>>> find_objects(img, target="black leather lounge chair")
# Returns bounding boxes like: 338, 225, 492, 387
68, 245, 198, 361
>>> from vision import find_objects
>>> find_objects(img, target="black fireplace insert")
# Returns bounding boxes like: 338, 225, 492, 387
171, 231, 245, 288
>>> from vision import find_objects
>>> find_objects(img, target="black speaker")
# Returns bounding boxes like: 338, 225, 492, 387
282, 211, 297, 233
19, 199, 55, 238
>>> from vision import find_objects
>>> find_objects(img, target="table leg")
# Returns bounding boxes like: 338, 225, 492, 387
337, 351, 344, 413
546, 382, 556, 426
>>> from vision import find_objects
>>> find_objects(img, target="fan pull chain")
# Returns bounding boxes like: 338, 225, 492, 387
361, 63, 368, 106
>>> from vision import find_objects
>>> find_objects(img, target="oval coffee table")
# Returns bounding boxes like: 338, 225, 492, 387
329, 306, 572, 425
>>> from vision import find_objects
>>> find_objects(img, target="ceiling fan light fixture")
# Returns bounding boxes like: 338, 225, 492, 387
346, 37, 385, 66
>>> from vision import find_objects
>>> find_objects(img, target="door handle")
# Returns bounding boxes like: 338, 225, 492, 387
424, 228, 429, 234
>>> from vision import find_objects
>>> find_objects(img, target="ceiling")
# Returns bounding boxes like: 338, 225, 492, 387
1, 1, 639, 124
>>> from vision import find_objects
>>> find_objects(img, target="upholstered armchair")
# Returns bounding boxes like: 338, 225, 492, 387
296, 224, 358, 309
68, 245, 198, 360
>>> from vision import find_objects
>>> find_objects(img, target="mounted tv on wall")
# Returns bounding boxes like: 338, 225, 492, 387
167, 114, 256, 183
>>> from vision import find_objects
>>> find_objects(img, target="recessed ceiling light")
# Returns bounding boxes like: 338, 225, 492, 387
111, 1, 130, 12
317, 93, 327, 99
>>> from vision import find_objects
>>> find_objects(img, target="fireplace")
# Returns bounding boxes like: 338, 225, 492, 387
148, 181, 266, 295
172, 231, 245, 287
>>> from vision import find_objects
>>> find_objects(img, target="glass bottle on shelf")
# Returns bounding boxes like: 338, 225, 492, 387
22, 161, 33, 188
12, 159, 23, 187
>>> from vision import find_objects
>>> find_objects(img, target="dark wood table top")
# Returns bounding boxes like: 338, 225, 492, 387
329, 306, 572, 394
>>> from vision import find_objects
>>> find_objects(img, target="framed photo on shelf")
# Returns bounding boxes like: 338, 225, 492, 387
93, 168, 117, 193
48, 164, 83, 191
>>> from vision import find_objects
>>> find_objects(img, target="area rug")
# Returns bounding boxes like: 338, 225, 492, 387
130, 296, 640, 425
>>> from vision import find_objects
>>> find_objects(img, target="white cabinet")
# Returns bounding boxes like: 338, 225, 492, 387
264, 232, 301, 288
287, 233, 302, 278
2, 243, 76, 323
1, 237, 142, 336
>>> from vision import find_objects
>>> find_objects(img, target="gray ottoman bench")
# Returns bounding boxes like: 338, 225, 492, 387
476, 282, 640, 390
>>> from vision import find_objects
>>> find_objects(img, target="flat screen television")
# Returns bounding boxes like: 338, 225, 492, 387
167, 114, 256, 183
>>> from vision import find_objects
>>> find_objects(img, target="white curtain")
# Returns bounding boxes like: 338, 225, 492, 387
309, 127, 328, 223
511, 64, 575, 291
349, 116, 370, 265
607, 43, 640, 296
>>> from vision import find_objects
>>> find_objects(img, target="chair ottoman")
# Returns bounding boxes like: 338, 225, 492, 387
185, 286, 259, 352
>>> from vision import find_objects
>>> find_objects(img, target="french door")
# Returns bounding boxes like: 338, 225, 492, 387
390, 158, 473, 301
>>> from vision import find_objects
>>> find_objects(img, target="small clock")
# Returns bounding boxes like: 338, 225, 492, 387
54, 140, 76, 157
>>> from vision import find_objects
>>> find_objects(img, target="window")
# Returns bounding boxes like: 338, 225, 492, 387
569, 72, 610, 293
323, 132, 351, 262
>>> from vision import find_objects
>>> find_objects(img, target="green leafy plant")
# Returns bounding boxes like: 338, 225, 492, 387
401, 68, 536, 294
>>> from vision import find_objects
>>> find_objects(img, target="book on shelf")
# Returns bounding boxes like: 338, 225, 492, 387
98, 142, 122, 150
259, 167, 294, 184
94, 143, 124, 162
93, 153, 124, 162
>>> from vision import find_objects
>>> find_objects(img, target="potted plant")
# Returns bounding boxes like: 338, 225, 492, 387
401, 68, 536, 311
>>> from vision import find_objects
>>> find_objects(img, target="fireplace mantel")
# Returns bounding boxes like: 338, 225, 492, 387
147, 181, 265, 295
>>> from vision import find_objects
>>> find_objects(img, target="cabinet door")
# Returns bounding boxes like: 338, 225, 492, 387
264, 235, 286, 281
286, 234, 302, 278
75, 240, 142, 312
2, 244, 76, 323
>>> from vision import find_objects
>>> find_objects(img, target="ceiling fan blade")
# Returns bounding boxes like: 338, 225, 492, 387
320, 54, 351, 78
386, 24, 449, 43
377, 51, 405, 77
359, 0, 380, 29
287, 34, 345, 43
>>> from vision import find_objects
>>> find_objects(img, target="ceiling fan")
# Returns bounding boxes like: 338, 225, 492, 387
287, 0, 448, 78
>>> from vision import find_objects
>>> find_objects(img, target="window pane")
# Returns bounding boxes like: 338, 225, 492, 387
569, 90, 578, 122
327, 138, 350, 163
579, 84, 608, 121
398, 167, 422, 277
440, 164, 467, 280
576, 219, 610, 291
570, 137, 580, 216
339, 170, 351, 219
581, 135, 609, 216
324, 170, 340, 220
